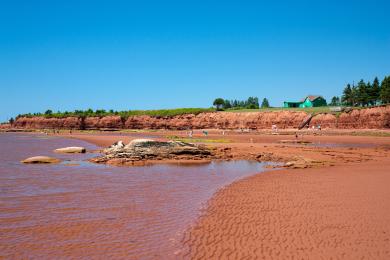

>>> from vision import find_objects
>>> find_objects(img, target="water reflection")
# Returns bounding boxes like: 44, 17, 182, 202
0, 133, 272, 259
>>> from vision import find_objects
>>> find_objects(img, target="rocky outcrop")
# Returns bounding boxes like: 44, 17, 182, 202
21, 156, 61, 164
54, 147, 86, 153
336, 106, 390, 129
83, 116, 124, 129
13, 117, 81, 129
10, 105, 390, 130
0, 123, 11, 130
91, 139, 213, 166
310, 113, 338, 128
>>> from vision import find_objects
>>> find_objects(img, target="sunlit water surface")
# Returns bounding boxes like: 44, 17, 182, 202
0, 133, 272, 259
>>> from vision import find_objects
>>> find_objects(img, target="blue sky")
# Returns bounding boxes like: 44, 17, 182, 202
0, 0, 389, 121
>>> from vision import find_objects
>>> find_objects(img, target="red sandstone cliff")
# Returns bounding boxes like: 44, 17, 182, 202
10, 106, 390, 130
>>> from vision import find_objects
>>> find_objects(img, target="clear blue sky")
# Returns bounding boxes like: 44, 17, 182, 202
1, 0, 389, 121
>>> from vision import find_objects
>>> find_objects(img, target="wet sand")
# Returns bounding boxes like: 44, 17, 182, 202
182, 159, 390, 259
0, 133, 272, 259
65, 129, 390, 259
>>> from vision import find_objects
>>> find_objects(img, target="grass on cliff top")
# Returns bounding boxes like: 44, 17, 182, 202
225, 107, 333, 114
16, 108, 216, 119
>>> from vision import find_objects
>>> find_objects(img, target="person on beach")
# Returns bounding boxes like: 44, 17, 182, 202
188, 130, 193, 138
272, 124, 278, 134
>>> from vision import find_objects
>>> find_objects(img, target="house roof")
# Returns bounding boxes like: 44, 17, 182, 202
300, 95, 323, 102
284, 101, 302, 104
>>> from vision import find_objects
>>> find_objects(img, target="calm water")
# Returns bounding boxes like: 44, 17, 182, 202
0, 133, 271, 259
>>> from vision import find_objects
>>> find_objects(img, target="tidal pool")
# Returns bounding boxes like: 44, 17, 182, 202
0, 133, 272, 259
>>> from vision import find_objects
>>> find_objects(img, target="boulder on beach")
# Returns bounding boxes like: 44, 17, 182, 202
21, 156, 61, 164
91, 138, 212, 165
54, 146, 86, 153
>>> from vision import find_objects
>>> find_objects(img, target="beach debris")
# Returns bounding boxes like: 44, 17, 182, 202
91, 139, 212, 165
105, 140, 125, 153
54, 146, 86, 153
110, 140, 125, 149
21, 156, 61, 164
298, 113, 313, 130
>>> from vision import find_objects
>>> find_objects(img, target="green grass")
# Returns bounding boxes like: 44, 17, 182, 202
17, 108, 215, 119
225, 107, 334, 114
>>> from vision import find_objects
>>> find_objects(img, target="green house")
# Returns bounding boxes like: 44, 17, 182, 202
284, 95, 327, 108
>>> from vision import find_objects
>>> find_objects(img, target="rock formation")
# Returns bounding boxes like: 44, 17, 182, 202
54, 147, 86, 153
10, 105, 390, 130
91, 139, 213, 166
21, 156, 61, 164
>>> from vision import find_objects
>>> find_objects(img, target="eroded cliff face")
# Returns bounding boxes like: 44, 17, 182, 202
11, 106, 390, 130
310, 105, 390, 129
12, 117, 81, 129
0, 123, 11, 129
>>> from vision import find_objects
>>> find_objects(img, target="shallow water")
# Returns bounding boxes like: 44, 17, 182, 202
0, 133, 272, 259
307, 142, 377, 148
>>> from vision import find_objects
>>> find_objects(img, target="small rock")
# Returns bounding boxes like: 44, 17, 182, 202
21, 156, 61, 164
109, 141, 125, 149
285, 162, 294, 167
54, 147, 86, 153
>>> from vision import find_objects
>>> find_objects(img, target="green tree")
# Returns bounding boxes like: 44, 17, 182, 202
9, 117, 14, 125
86, 108, 94, 116
223, 100, 232, 109
246, 97, 259, 109
356, 79, 369, 106
380, 76, 390, 104
261, 98, 270, 108
213, 98, 225, 110
44, 109, 53, 115
352, 85, 359, 106
370, 77, 381, 105
342, 84, 353, 106
329, 96, 340, 106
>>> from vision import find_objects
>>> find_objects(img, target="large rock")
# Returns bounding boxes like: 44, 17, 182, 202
54, 146, 86, 153
21, 156, 61, 164
91, 139, 212, 165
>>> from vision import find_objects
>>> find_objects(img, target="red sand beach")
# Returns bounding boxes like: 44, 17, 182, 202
1, 129, 390, 259
65, 129, 390, 259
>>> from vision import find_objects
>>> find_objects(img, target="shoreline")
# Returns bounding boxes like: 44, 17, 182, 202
63, 130, 390, 258
181, 157, 390, 259
7, 130, 390, 258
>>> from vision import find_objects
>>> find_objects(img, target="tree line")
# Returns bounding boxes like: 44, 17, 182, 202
13, 108, 214, 121
213, 97, 270, 110
330, 75, 390, 106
